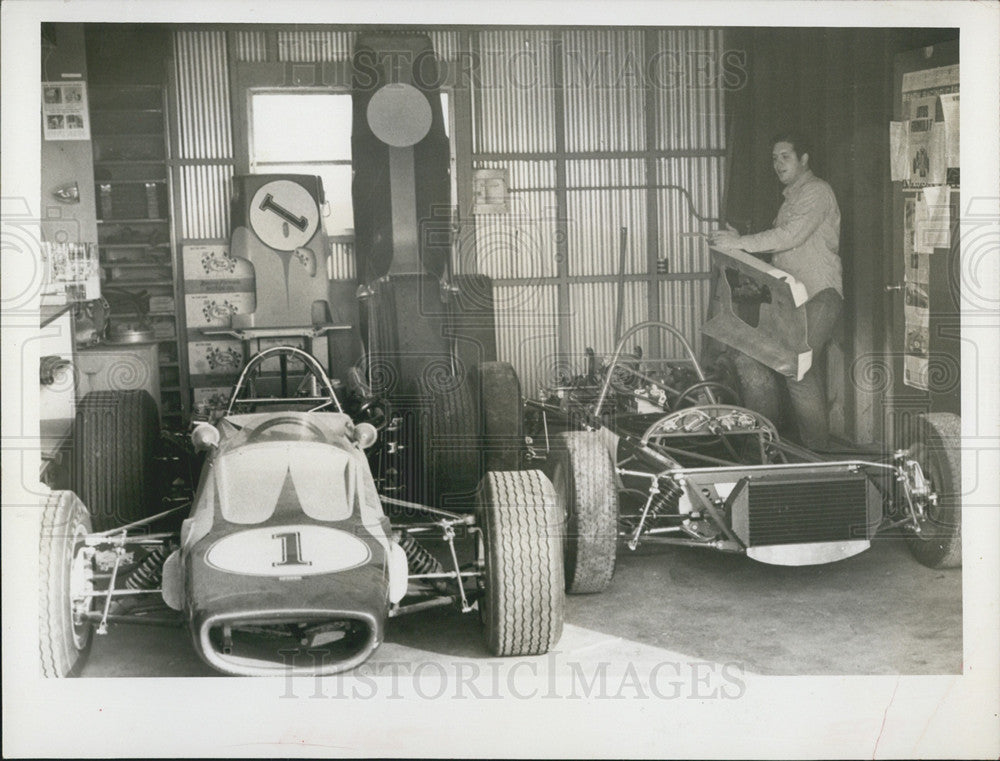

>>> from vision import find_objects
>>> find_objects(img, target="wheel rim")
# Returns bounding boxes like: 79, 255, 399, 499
552, 460, 570, 524
68, 522, 93, 650
474, 526, 489, 628
909, 441, 952, 540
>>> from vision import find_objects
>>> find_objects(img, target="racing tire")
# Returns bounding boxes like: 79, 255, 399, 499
451, 273, 498, 368
905, 412, 962, 569
39, 490, 93, 678
475, 361, 523, 472
72, 390, 160, 531
423, 373, 482, 508
361, 279, 400, 397
477, 470, 565, 656
552, 431, 619, 594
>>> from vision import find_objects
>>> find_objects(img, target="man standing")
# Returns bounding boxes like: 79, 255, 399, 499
710, 131, 842, 449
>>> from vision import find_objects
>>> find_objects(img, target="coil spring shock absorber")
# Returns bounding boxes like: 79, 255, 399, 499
125, 546, 168, 590
628, 476, 683, 550
649, 477, 683, 519
397, 533, 450, 593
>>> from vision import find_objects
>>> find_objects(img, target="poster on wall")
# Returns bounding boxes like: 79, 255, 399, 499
913, 185, 952, 254
899, 64, 959, 188
42, 81, 90, 140
901, 195, 932, 391
903, 284, 931, 391
898, 63, 958, 391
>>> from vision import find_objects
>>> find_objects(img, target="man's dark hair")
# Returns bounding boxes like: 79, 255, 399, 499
770, 130, 812, 160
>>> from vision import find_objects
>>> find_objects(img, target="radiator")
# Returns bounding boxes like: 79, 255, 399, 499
729, 473, 881, 547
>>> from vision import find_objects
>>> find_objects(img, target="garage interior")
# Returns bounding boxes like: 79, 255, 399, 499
36, 23, 963, 679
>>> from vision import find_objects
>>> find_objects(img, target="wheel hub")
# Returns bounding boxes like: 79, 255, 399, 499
69, 539, 95, 647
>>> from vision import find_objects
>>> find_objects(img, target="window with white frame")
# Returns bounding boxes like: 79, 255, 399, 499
249, 90, 354, 236
248, 89, 454, 240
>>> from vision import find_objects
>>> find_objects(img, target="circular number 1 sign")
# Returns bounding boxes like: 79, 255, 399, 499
248, 179, 321, 251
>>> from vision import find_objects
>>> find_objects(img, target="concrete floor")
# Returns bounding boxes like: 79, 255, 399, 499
79, 536, 961, 678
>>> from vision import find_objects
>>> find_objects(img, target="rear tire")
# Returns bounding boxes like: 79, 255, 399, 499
905, 413, 962, 569
39, 491, 93, 678
553, 431, 619, 594
451, 273, 498, 367
73, 390, 160, 531
475, 361, 523, 472
423, 374, 481, 508
477, 470, 564, 656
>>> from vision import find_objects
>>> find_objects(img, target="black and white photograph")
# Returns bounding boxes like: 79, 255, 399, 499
2, 1, 998, 758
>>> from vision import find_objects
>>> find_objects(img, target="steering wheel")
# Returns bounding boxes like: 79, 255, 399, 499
245, 415, 328, 443
672, 380, 740, 410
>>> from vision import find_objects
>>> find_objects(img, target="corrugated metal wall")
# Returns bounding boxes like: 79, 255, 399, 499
472, 28, 726, 385
565, 159, 647, 276
169, 26, 726, 406
652, 29, 727, 151
494, 284, 560, 399
233, 30, 267, 63
172, 30, 234, 240
471, 160, 559, 281
562, 29, 647, 152
176, 165, 231, 240
472, 30, 557, 154
276, 30, 352, 62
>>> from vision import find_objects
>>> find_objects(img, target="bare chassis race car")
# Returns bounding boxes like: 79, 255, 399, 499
526, 320, 962, 594
40, 346, 564, 678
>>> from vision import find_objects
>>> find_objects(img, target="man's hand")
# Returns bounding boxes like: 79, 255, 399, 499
708, 223, 741, 250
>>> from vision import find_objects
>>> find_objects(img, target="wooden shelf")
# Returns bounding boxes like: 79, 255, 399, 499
100, 242, 170, 250
105, 306, 176, 318
89, 80, 189, 430
93, 108, 164, 114
95, 179, 168, 185
96, 159, 167, 165
92, 132, 166, 138
101, 278, 174, 287
100, 261, 169, 269
98, 218, 169, 224
90, 83, 162, 90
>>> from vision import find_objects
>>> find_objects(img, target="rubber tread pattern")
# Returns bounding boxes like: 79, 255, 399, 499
39, 490, 93, 678
423, 374, 482, 507
72, 390, 159, 531
451, 273, 498, 367
475, 361, 523, 472
557, 431, 619, 594
478, 470, 565, 656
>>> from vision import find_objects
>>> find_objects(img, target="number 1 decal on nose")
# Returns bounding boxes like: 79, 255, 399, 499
205, 525, 371, 576
272, 530, 311, 567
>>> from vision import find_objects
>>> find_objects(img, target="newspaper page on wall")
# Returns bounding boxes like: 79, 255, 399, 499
897, 63, 959, 390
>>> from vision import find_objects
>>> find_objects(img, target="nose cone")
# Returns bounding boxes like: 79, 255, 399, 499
186, 524, 390, 676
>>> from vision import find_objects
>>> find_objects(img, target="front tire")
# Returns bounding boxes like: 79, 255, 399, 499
905, 413, 962, 569
552, 431, 619, 594
477, 470, 564, 656
39, 491, 94, 678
